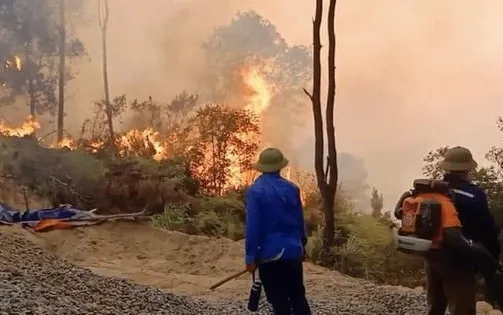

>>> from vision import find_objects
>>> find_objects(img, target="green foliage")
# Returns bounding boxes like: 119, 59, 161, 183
152, 202, 193, 231
370, 187, 384, 218
195, 194, 245, 239
151, 194, 245, 240
308, 213, 424, 287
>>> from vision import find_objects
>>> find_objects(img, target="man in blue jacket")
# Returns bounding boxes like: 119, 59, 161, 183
439, 146, 501, 261
439, 146, 502, 306
245, 147, 311, 315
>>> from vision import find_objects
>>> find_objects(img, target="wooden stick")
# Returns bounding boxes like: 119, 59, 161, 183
209, 269, 248, 290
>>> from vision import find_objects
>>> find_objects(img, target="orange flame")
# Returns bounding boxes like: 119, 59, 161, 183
222, 65, 274, 189
50, 138, 77, 150
241, 66, 273, 116
0, 115, 40, 137
117, 128, 168, 161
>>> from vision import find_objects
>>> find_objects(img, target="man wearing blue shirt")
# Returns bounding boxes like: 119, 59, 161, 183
440, 147, 501, 261
245, 147, 311, 315
439, 146, 502, 307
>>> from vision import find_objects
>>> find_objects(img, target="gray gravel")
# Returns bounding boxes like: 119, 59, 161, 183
0, 229, 428, 314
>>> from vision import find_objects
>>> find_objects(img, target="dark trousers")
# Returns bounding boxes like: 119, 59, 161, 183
425, 259, 476, 315
258, 260, 311, 315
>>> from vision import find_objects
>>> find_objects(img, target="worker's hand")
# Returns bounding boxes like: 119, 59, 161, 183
246, 263, 257, 273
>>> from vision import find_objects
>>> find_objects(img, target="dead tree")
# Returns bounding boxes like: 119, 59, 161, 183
98, 0, 115, 148
304, 0, 338, 251
57, 0, 66, 143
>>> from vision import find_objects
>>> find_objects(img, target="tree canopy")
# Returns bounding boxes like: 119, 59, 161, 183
202, 10, 312, 101
0, 0, 86, 115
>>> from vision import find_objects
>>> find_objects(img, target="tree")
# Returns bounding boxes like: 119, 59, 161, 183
0, 0, 85, 117
57, 0, 66, 143
370, 187, 384, 218
186, 103, 260, 195
128, 92, 199, 133
304, 0, 338, 250
165, 91, 199, 129
203, 10, 312, 100
98, 0, 115, 147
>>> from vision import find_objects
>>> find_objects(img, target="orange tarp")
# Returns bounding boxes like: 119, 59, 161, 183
32, 219, 74, 232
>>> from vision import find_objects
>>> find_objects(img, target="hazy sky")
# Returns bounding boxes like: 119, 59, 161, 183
64, 0, 503, 209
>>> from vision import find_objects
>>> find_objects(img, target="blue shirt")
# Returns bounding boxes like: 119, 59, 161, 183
445, 175, 501, 259
245, 173, 307, 265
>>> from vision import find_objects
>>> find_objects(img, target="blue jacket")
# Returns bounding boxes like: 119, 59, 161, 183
444, 175, 501, 259
245, 173, 307, 265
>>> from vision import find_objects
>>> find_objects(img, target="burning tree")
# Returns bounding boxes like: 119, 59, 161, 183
304, 0, 338, 250
187, 103, 260, 196
0, 0, 86, 116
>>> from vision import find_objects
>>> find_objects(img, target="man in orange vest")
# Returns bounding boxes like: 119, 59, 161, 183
394, 179, 498, 315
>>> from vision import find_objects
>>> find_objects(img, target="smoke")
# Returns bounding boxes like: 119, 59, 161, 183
58, 0, 503, 208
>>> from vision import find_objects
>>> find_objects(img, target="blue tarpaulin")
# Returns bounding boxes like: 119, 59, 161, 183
0, 203, 146, 232
0, 203, 79, 223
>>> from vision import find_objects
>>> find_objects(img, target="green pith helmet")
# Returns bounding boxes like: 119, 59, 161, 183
439, 146, 478, 172
253, 147, 289, 173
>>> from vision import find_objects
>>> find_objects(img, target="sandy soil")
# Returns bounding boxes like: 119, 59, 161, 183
5, 221, 343, 301
2, 221, 502, 314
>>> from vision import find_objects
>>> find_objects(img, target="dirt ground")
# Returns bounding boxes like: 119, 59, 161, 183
6, 221, 346, 301
3, 221, 502, 314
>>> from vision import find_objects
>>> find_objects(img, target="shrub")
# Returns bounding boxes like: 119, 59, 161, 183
308, 212, 424, 287
193, 194, 245, 240
151, 193, 246, 240
151, 202, 194, 232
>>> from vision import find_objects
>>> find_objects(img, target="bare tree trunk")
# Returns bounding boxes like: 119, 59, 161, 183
24, 44, 35, 117
98, 0, 115, 148
304, 0, 338, 251
57, 0, 66, 143
324, 0, 338, 249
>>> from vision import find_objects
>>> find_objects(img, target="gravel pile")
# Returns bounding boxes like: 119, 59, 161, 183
0, 229, 434, 314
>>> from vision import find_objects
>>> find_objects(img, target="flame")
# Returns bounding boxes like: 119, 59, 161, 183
283, 165, 307, 207
219, 65, 274, 190
51, 138, 77, 150
4, 55, 22, 71
14, 56, 21, 71
117, 128, 168, 161
0, 63, 277, 195
0, 115, 40, 137
242, 66, 273, 116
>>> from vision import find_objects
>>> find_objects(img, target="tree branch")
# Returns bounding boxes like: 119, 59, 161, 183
303, 88, 312, 100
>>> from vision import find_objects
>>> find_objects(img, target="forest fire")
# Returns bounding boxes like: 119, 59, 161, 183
226, 65, 274, 187
241, 66, 272, 116
0, 63, 278, 193
117, 128, 168, 161
0, 115, 40, 137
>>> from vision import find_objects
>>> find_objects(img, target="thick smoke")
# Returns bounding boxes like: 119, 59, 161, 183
34, 0, 503, 208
